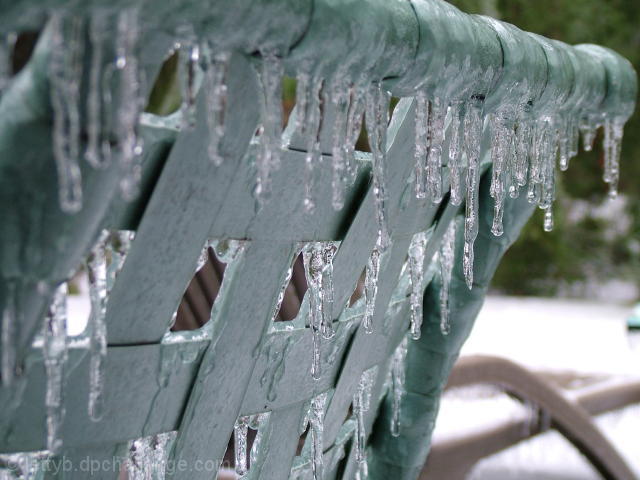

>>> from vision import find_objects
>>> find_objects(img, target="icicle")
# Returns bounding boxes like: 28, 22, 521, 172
568, 117, 580, 159
489, 114, 514, 237
85, 12, 110, 169
439, 222, 456, 335
353, 368, 377, 478
344, 85, 366, 183
234, 415, 249, 476
408, 232, 427, 340
0, 32, 16, 95
603, 116, 624, 199
49, 13, 84, 213
44, 283, 69, 453
87, 231, 109, 422
426, 99, 446, 204
178, 29, 200, 129
249, 413, 268, 465
115, 8, 144, 201
301, 76, 324, 213
390, 338, 408, 437
310, 392, 328, 480
330, 78, 351, 211
1, 282, 17, 387
579, 114, 600, 152
414, 91, 429, 199
321, 243, 337, 339
543, 207, 554, 232
366, 82, 391, 249
514, 120, 532, 187
363, 241, 382, 334
204, 50, 230, 166
303, 242, 336, 380
463, 101, 483, 289
448, 103, 465, 206
255, 52, 284, 205
295, 71, 311, 134
557, 117, 570, 172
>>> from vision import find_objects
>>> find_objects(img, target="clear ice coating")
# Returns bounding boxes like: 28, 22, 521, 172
115, 8, 144, 201
296, 74, 324, 213
44, 283, 69, 453
255, 52, 284, 205
408, 232, 428, 340
1, 282, 17, 387
303, 242, 338, 381
362, 240, 382, 334
330, 77, 351, 211
87, 231, 109, 422
413, 93, 446, 204
234, 415, 250, 476
353, 368, 377, 479
439, 221, 456, 336
127, 432, 176, 480
489, 113, 514, 238
603, 115, 624, 198
204, 50, 230, 166
0, 451, 49, 479
462, 101, 483, 289
178, 28, 200, 130
49, 12, 84, 213
249, 413, 269, 465
365, 82, 391, 250
448, 103, 465, 206
310, 392, 328, 480
390, 338, 408, 437
85, 11, 111, 169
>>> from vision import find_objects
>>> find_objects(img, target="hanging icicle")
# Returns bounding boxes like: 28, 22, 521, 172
310, 392, 328, 480
255, 52, 284, 206
44, 283, 69, 453
86, 231, 109, 422
408, 231, 427, 340
365, 82, 391, 250
331, 78, 351, 211
85, 11, 111, 169
448, 103, 465, 206
204, 50, 230, 166
439, 222, 456, 335
425, 98, 446, 204
462, 101, 484, 289
234, 415, 250, 476
353, 368, 377, 480
303, 242, 337, 381
390, 338, 408, 437
363, 240, 382, 334
603, 115, 624, 198
49, 13, 84, 214
178, 27, 200, 130
414, 91, 430, 199
115, 8, 144, 201
299, 75, 324, 213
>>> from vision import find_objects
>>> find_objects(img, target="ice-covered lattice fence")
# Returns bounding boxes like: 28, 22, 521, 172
0, 0, 636, 479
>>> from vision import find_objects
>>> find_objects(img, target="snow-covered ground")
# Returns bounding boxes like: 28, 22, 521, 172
433, 296, 640, 479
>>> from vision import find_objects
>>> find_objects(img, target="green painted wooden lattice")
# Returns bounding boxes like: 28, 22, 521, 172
0, 0, 636, 479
